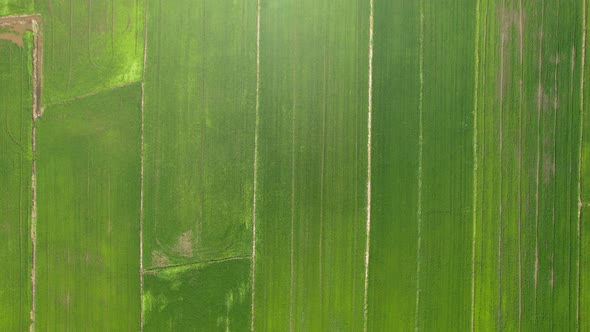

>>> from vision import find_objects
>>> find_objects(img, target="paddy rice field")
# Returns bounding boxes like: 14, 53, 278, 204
0, 0, 589, 330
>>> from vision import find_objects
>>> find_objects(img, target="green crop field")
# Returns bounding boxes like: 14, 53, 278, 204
0, 0, 589, 331
36, 84, 142, 330
0, 28, 33, 332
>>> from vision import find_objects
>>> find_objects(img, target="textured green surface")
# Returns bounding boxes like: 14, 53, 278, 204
417, 1, 475, 330
253, 0, 368, 330
143, 258, 251, 331
0, 0, 32, 16
367, 1, 420, 330
1, 1, 589, 330
581, 2, 590, 331
143, 0, 256, 269
473, 1, 582, 330
36, 84, 141, 330
584, 0, 590, 203
582, 207, 590, 332
36, 0, 144, 104
0, 35, 33, 332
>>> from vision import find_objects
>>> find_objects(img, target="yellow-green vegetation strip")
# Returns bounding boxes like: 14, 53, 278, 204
35, 0, 144, 104
0, 0, 32, 16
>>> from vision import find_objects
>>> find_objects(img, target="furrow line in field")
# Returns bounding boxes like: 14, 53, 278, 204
139, 71, 146, 330
534, 1, 546, 315
32, 18, 43, 119
198, 0, 207, 248
250, 0, 261, 329
42, 81, 141, 108
30, 42, 37, 332
413, 1, 424, 331
31, 16, 43, 332
290, 2, 298, 330
550, 0, 561, 310
471, 1, 482, 330
134, 0, 140, 53
67, 0, 73, 89
143, 256, 251, 273
567, 42, 576, 332
0, 15, 37, 25
577, 0, 587, 327
518, 1, 524, 328
318, 44, 327, 314
352, 0, 361, 324
139, 0, 149, 329
30, 122, 37, 332
362, 0, 374, 330
20, 154, 23, 331
289, 141, 295, 332
498, 1, 507, 327
478, 6, 490, 330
